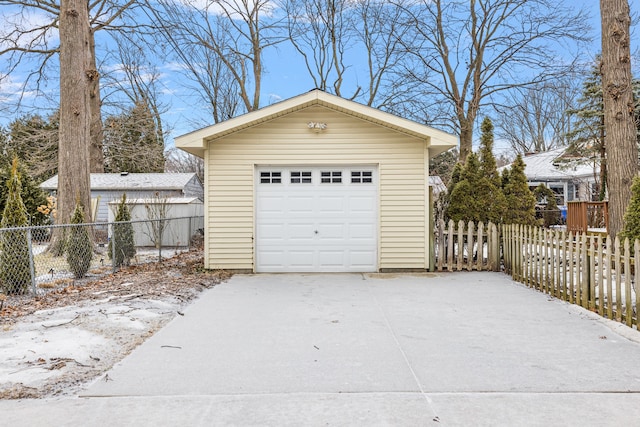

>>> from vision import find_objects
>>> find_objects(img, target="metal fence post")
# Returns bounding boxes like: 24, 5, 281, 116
26, 228, 37, 294
158, 218, 163, 263
111, 222, 117, 273
188, 217, 192, 250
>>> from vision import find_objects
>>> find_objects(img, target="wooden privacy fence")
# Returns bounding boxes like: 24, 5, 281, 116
502, 224, 639, 329
433, 220, 501, 272
566, 201, 609, 234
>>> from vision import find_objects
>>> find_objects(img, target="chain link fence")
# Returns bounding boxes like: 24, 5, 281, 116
0, 216, 204, 296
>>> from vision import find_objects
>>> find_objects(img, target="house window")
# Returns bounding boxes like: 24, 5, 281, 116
549, 184, 565, 206
351, 171, 372, 183
321, 171, 342, 183
260, 171, 282, 184
291, 171, 312, 184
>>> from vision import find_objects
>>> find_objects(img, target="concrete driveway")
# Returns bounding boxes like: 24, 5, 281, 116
4, 272, 640, 426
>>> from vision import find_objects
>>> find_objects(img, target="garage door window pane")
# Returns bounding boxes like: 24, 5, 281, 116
351, 171, 372, 183
260, 171, 281, 184
291, 171, 312, 184
321, 171, 342, 183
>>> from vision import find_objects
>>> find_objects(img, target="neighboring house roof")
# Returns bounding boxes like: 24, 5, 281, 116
175, 89, 458, 158
499, 148, 599, 182
107, 197, 203, 205
40, 173, 201, 191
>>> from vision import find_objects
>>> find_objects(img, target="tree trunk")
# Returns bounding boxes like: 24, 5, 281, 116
600, 0, 638, 237
458, 116, 473, 164
58, 0, 92, 224
599, 120, 607, 201
89, 30, 105, 173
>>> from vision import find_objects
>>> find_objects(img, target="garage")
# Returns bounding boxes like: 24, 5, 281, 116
175, 89, 457, 272
256, 166, 377, 272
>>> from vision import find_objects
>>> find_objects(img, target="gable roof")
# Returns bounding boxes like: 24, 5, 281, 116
40, 173, 200, 191
175, 89, 457, 158
499, 148, 598, 181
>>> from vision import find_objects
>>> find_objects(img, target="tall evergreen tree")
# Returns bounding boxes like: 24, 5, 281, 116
477, 118, 507, 222
479, 118, 501, 186
103, 101, 165, 173
0, 158, 31, 294
5, 112, 59, 184
446, 118, 506, 224
502, 155, 537, 225
568, 58, 640, 202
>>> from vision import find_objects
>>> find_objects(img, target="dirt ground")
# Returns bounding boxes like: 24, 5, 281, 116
0, 248, 230, 399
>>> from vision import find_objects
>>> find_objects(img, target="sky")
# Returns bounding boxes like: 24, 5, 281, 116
0, 1, 638, 155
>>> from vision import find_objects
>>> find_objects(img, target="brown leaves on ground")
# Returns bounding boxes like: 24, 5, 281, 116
0, 248, 231, 323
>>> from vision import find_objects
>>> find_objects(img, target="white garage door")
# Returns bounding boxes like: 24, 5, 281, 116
256, 166, 377, 272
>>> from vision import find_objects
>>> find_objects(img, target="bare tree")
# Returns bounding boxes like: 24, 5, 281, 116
147, 0, 285, 116
283, 0, 356, 98
353, 0, 408, 107
495, 78, 583, 154
281, 0, 405, 106
102, 38, 169, 148
142, 3, 241, 124
165, 148, 204, 184
396, 0, 590, 163
600, 0, 638, 237
0, 0, 137, 173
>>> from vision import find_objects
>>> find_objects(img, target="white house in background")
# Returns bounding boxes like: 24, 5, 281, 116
107, 197, 204, 248
500, 148, 599, 207
175, 89, 457, 273
39, 173, 204, 222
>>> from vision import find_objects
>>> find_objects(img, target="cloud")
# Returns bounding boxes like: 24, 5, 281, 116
0, 8, 59, 52
171, 0, 280, 18
267, 93, 282, 104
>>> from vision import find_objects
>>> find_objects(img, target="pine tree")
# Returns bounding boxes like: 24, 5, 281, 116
567, 58, 640, 202
103, 101, 165, 173
620, 176, 640, 242
66, 202, 93, 278
0, 158, 49, 227
0, 158, 31, 294
108, 193, 136, 267
446, 153, 482, 223
502, 155, 537, 225
477, 117, 507, 223
479, 118, 501, 186
445, 118, 506, 224
430, 148, 459, 186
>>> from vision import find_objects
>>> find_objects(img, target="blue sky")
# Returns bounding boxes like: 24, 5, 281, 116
0, 1, 638, 154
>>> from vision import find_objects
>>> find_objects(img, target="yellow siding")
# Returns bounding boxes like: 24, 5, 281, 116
205, 105, 428, 271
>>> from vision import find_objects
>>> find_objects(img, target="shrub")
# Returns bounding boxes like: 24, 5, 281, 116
0, 158, 31, 294
108, 194, 136, 267
502, 155, 537, 226
620, 176, 640, 242
445, 118, 506, 224
66, 202, 93, 278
